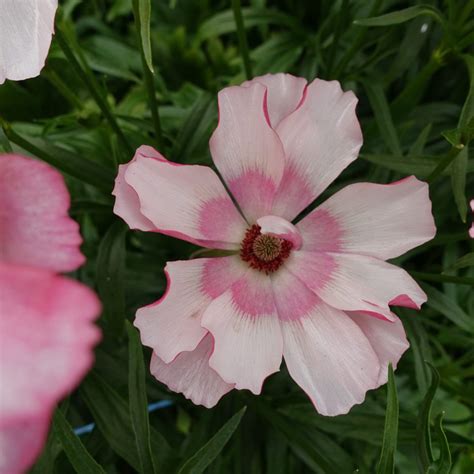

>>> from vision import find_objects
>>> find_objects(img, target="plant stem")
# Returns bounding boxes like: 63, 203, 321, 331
410, 271, 474, 286
55, 24, 134, 158
232, 0, 252, 80
427, 146, 463, 183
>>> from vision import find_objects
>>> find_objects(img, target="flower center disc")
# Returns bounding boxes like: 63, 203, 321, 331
240, 225, 292, 273
252, 234, 282, 262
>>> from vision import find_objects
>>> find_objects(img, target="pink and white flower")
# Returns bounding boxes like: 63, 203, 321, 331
0, 0, 58, 84
113, 74, 436, 416
0, 154, 100, 473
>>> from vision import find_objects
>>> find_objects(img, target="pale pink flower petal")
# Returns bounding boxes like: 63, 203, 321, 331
112, 146, 158, 232
347, 312, 409, 385
0, 415, 49, 474
202, 270, 282, 394
135, 257, 246, 363
273, 269, 380, 416
298, 176, 436, 259
209, 82, 286, 222
271, 79, 363, 221
0, 0, 58, 84
0, 263, 101, 473
287, 251, 426, 321
256, 215, 302, 249
122, 151, 247, 249
0, 154, 85, 272
150, 334, 234, 408
242, 73, 307, 128
470, 200, 474, 238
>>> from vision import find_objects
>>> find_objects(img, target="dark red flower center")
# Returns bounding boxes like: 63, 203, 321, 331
240, 224, 292, 273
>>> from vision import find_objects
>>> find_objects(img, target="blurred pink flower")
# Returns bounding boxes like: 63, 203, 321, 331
114, 74, 436, 416
470, 200, 474, 238
0, 0, 58, 84
0, 154, 100, 473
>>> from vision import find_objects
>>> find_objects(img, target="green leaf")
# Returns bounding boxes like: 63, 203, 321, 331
127, 322, 156, 474
445, 252, 474, 270
427, 413, 452, 474
96, 221, 127, 339
81, 371, 172, 471
178, 407, 247, 474
52, 410, 106, 474
364, 82, 402, 155
376, 364, 399, 474
421, 283, 474, 333
133, 0, 154, 73
354, 5, 444, 27
451, 146, 468, 221
416, 363, 440, 472
409, 124, 432, 155
459, 55, 474, 130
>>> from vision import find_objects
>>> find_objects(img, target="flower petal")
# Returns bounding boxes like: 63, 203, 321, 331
135, 257, 246, 363
271, 79, 363, 220
289, 251, 426, 321
242, 73, 307, 128
201, 269, 282, 394
123, 150, 247, 249
347, 312, 409, 385
0, 154, 84, 272
150, 334, 233, 408
470, 200, 474, 238
113, 146, 159, 232
0, 415, 50, 474
209, 82, 286, 222
0, 263, 100, 471
299, 177, 436, 259
274, 270, 380, 416
0, 0, 57, 84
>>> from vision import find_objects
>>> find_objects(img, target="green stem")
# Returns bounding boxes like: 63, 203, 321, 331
55, 25, 133, 157
232, 0, 252, 79
43, 70, 84, 110
410, 271, 474, 286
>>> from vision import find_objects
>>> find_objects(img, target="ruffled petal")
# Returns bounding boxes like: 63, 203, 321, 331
289, 252, 426, 321
0, 0, 57, 84
112, 146, 158, 232
242, 73, 307, 128
122, 150, 247, 249
209, 82, 286, 222
0, 154, 84, 272
298, 177, 436, 259
150, 334, 233, 408
135, 257, 246, 363
201, 269, 282, 394
271, 79, 363, 221
0, 263, 100, 472
347, 312, 409, 385
274, 270, 379, 416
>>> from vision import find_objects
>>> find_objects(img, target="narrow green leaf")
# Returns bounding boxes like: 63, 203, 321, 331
81, 371, 172, 471
364, 82, 401, 155
445, 252, 474, 270
376, 364, 399, 474
354, 5, 444, 27
459, 55, 474, 130
409, 124, 432, 155
135, 0, 153, 72
53, 410, 106, 474
127, 322, 156, 474
451, 146, 468, 221
232, 0, 253, 79
416, 363, 440, 472
178, 407, 247, 474
421, 282, 474, 333
96, 221, 127, 339
427, 413, 452, 474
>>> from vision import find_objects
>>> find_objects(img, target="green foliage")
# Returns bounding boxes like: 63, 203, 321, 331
0, 0, 472, 472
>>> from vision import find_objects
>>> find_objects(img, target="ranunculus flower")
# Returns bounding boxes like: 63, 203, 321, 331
470, 200, 474, 238
0, 0, 58, 84
113, 74, 436, 415
0, 154, 100, 473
